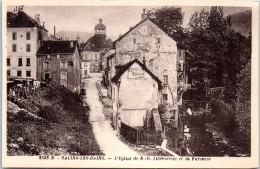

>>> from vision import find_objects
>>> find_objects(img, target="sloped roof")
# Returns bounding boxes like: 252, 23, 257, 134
111, 59, 162, 88
113, 17, 187, 48
7, 11, 48, 31
37, 40, 78, 55
82, 34, 112, 52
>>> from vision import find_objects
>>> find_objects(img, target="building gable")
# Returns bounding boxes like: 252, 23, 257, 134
114, 18, 176, 45
111, 59, 162, 88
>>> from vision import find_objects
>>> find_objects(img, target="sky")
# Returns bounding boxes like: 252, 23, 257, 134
7, 6, 251, 38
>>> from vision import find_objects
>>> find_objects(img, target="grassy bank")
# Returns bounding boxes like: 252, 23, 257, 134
7, 84, 103, 156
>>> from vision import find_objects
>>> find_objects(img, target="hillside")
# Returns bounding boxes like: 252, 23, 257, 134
229, 10, 251, 37
7, 84, 102, 156
55, 31, 93, 43
55, 31, 118, 42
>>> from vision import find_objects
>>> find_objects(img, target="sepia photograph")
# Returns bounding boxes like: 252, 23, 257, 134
2, 0, 259, 168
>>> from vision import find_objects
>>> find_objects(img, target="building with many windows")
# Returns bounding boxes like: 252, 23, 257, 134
36, 40, 81, 92
7, 6, 48, 80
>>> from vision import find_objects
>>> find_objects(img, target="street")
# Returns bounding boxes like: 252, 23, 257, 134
83, 73, 139, 156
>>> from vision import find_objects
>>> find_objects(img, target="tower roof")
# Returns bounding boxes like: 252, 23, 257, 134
95, 18, 106, 30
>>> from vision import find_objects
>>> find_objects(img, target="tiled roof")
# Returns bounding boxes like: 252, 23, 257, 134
37, 40, 78, 55
82, 34, 112, 51
111, 59, 162, 88
7, 11, 48, 31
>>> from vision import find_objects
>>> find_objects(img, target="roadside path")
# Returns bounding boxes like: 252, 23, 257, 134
83, 73, 138, 156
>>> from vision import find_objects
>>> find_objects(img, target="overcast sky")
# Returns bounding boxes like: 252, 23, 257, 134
7, 6, 250, 37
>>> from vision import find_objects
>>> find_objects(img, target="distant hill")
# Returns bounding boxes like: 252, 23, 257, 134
55, 31, 93, 43
228, 10, 251, 37
54, 31, 118, 43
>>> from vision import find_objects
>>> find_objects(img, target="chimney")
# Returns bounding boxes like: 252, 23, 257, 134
34, 14, 41, 25
53, 25, 56, 37
141, 8, 147, 20
70, 41, 74, 48
13, 6, 18, 14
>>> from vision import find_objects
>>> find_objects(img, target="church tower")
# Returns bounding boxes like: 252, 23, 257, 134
95, 18, 106, 35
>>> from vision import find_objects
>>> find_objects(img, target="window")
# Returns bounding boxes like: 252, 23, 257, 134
57, 54, 60, 59
26, 32, 30, 40
163, 94, 168, 101
61, 72, 67, 80
43, 62, 50, 70
7, 70, 11, 77
163, 75, 168, 84
84, 62, 89, 67
133, 38, 136, 44
26, 58, 30, 66
156, 38, 160, 44
12, 32, 17, 40
26, 44, 31, 52
18, 58, 22, 66
26, 71, 31, 77
12, 44, 16, 52
60, 61, 67, 69
17, 71, 22, 77
7, 58, 10, 66
95, 54, 98, 60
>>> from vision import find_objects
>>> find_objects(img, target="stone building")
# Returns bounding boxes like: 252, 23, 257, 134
112, 16, 189, 107
80, 18, 112, 73
7, 6, 48, 81
111, 59, 162, 129
104, 11, 190, 138
36, 40, 81, 92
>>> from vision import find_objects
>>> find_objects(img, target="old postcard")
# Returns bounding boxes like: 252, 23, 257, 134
2, 0, 259, 168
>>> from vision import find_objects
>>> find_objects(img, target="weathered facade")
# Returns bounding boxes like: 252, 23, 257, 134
114, 17, 179, 106
111, 59, 162, 128
7, 7, 48, 80
36, 40, 81, 92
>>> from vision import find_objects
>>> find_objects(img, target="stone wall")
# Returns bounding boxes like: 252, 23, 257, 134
115, 19, 178, 106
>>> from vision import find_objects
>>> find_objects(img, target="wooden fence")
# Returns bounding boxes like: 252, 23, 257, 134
121, 123, 162, 145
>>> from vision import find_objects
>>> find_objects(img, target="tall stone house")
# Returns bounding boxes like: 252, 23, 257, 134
36, 40, 81, 92
7, 6, 48, 81
110, 16, 188, 108
80, 18, 112, 73
103, 12, 190, 149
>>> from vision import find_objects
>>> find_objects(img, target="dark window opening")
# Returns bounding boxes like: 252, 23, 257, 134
26, 58, 30, 66
163, 94, 168, 101
17, 71, 22, 77
18, 58, 22, 66
12, 32, 17, 40
26, 71, 31, 77
7, 58, 10, 66
12, 44, 16, 52
26, 32, 30, 40
7, 70, 11, 77
133, 38, 136, 44
26, 44, 31, 52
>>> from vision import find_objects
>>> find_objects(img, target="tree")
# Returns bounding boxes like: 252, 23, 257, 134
150, 7, 185, 42
187, 7, 251, 88
235, 62, 251, 134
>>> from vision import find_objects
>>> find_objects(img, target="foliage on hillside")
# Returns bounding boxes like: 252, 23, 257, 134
7, 84, 103, 156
